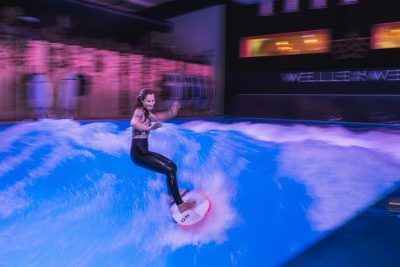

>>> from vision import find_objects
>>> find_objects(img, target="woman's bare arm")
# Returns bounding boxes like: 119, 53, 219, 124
130, 109, 151, 131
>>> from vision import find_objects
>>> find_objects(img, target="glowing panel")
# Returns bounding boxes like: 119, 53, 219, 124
283, 0, 299, 13
310, 0, 327, 9
372, 22, 400, 49
240, 30, 330, 58
339, 0, 358, 5
259, 0, 275, 16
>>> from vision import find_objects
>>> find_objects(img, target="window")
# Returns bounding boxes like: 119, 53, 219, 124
283, 0, 300, 13
259, 0, 275, 16
372, 22, 400, 49
339, 0, 358, 5
310, 0, 327, 9
240, 30, 330, 58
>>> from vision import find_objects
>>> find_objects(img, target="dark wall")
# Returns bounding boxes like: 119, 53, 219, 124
226, 0, 400, 73
225, 0, 400, 123
152, 5, 226, 115
0, 0, 171, 43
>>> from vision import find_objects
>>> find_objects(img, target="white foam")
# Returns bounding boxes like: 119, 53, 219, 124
182, 121, 400, 231
0, 180, 29, 218
3, 118, 399, 264
108, 124, 243, 254
160, 171, 239, 249
0, 173, 117, 262
0, 120, 242, 264
0, 119, 128, 218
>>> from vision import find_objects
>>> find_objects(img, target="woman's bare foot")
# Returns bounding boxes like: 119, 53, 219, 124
178, 201, 196, 213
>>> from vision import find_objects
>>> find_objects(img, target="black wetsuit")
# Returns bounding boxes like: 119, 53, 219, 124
130, 108, 183, 205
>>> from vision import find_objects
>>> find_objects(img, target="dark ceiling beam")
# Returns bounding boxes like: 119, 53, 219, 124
125, 0, 156, 8
52, 0, 172, 31
136, 0, 227, 20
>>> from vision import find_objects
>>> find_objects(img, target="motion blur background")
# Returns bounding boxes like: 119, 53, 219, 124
1, 0, 400, 123
1, 1, 400, 267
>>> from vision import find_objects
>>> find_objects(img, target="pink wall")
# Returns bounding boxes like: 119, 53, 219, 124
0, 39, 214, 120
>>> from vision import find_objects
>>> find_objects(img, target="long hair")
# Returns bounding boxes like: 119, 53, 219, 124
135, 89, 154, 117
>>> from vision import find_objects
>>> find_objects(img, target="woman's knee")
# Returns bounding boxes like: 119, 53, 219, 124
166, 161, 177, 175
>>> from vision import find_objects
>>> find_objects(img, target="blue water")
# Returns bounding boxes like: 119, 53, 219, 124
1, 118, 400, 267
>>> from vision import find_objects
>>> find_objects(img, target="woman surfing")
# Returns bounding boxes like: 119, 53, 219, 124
130, 89, 195, 213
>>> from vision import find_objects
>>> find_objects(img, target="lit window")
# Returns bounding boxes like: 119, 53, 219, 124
339, 0, 358, 5
310, 0, 327, 9
240, 29, 330, 58
259, 0, 275, 16
372, 22, 400, 49
283, 0, 300, 13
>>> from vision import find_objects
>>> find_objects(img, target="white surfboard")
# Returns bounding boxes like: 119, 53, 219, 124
170, 189, 211, 227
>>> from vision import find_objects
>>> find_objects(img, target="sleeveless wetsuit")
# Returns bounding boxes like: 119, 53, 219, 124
130, 108, 183, 205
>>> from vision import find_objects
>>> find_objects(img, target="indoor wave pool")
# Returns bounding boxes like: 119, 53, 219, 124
1, 118, 400, 267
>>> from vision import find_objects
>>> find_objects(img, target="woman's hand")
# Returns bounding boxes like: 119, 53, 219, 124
150, 121, 161, 130
170, 101, 181, 116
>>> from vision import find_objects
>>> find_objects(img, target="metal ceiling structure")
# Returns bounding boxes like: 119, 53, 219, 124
77, 0, 227, 19
79, 0, 173, 14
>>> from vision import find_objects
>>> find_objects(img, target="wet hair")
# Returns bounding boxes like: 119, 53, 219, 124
135, 89, 154, 117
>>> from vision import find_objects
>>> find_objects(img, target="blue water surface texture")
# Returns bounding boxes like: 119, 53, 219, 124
1, 118, 400, 267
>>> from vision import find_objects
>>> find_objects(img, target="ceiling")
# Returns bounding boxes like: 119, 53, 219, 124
80, 0, 173, 14
77, 0, 227, 19
0, 0, 230, 34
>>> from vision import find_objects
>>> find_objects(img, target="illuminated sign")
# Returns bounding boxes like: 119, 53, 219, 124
282, 69, 400, 82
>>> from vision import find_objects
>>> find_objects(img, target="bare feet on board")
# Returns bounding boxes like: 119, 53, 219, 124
178, 201, 196, 213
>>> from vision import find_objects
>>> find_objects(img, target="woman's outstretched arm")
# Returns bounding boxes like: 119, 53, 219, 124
151, 101, 180, 121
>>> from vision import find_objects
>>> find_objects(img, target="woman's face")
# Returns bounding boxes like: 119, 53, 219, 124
142, 94, 155, 111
